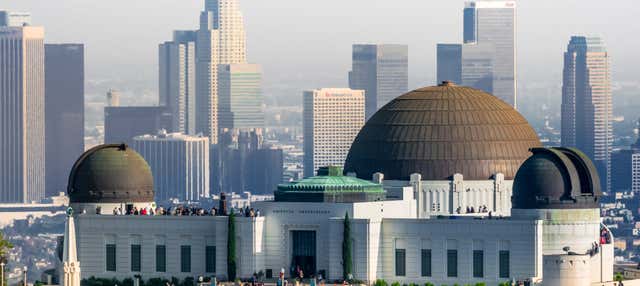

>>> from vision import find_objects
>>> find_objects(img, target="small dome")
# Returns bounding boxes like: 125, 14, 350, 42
512, 147, 601, 209
275, 166, 385, 203
344, 83, 541, 181
67, 144, 154, 204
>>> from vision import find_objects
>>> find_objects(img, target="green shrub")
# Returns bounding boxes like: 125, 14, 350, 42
424, 283, 434, 286
391, 282, 401, 286
474, 283, 486, 286
375, 279, 388, 286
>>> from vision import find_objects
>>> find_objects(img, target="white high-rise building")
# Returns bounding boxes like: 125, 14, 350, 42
205, 0, 247, 64
0, 26, 45, 203
195, 11, 220, 144
133, 130, 210, 202
303, 88, 365, 177
159, 31, 197, 135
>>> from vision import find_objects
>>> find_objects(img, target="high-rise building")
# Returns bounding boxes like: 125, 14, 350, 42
0, 25, 45, 203
45, 44, 84, 198
133, 130, 210, 202
0, 11, 31, 27
159, 31, 197, 134
218, 63, 263, 130
212, 129, 283, 194
561, 36, 612, 192
436, 44, 462, 84
303, 88, 365, 177
104, 106, 172, 146
611, 138, 640, 193
349, 44, 408, 118
463, 1, 516, 106
461, 43, 494, 93
195, 11, 221, 144
205, 0, 247, 64
106, 89, 121, 107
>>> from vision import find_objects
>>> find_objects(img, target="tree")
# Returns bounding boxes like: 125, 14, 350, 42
342, 212, 353, 281
0, 231, 12, 286
227, 213, 237, 281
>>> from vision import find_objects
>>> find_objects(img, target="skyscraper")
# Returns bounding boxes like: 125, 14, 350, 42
218, 64, 263, 130
0, 11, 31, 27
561, 36, 612, 192
464, 1, 516, 106
205, 0, 247, 64
0, 25, 45, 203
212, 129, 283, 194
104, 106, 172, 146
438, 1, 516, 106
349, 44, 408, 118
303, 88, 365, 177
106, 89, 120, 107
159, 31, 197, 134
195, 11, 220, 144
436, 44, 462, 84
45, 44, 85, 198
133, 130, 210, 202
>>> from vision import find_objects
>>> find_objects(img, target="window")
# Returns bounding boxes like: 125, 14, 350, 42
499, 250, 510, 278
131, 244, 141, 272
421, 249, 431, 277
447, 249, 458, 277
156, 245, 166, 272
206, 246, 216, 273
181, 245, 191, 273
106, 244, 116, 272
395, 249, 406, 276
473, 250, 483, 278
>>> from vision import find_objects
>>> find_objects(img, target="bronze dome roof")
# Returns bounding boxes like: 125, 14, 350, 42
67, 144, 154, 203
344, 82, 542, 181
512, 147, 601, 209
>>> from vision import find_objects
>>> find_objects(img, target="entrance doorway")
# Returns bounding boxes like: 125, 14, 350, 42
291, 230, 316, 277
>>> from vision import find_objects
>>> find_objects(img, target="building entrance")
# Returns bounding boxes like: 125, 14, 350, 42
291, 230, 316, 277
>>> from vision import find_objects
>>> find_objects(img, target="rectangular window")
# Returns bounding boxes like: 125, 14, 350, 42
106, 244, 116, 272
447, 249, 458, 277
421, 249, 432, 277
156, 245, 166, 272
395, 249, 406, 276
131, 244, 141, 272
473, 250, 484, 278
206, 246, 216, 273
181, 245, 191, 273
499, 250, 510, 278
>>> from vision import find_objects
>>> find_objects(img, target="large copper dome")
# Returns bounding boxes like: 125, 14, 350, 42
344, 82, 542, 181
67, 144, 154, 203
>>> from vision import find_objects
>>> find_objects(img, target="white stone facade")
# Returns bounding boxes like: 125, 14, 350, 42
71, 181, 614, 285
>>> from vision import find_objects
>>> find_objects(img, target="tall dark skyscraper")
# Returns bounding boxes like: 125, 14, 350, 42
561, 36, 612, 193
436, 44, 462, 84
349, 44, 408, 118
45, 44, 85, 198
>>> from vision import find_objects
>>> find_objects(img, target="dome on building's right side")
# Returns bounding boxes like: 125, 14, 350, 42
512, 147, 602, 209
344, 82, 542, 181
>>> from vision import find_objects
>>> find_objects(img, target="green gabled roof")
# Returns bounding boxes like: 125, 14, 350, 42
277, 166, 384, 194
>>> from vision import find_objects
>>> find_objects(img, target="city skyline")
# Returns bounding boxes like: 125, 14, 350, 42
2, 0, 638, 92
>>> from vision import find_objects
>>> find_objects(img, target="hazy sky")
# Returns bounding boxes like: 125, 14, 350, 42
2, 0, 640, 94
